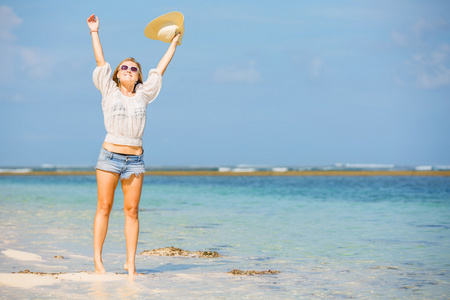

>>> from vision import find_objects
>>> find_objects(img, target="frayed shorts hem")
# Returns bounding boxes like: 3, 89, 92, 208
95, 168, 145, 180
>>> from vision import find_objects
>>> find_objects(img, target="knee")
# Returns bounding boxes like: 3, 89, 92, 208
124, 205, 139, 219
96, 202, 113, 217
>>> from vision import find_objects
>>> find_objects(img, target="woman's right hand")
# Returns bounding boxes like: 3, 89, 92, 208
87, 14, 105, 67
87, 14, 99, 31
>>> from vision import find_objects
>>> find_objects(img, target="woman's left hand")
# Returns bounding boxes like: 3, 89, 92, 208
172, 32, 181, 45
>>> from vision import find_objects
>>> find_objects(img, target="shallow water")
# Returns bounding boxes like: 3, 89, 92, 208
0, 175, 449, 299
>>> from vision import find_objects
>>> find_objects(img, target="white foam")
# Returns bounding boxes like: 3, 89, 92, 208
415, 165, 433, 171
435, 165, 450, 170
272, 167, 288, 172
344, 163, 395, 169
232, 168, 256, 172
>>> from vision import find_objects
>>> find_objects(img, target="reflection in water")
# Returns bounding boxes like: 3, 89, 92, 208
89, 275, 139, 300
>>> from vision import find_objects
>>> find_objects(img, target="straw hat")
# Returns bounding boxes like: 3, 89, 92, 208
144, 11, 184, 45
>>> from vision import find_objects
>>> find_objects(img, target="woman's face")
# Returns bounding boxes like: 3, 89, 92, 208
117, 61, 140, 83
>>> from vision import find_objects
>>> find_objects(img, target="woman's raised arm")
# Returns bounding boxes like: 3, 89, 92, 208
87, 14, 106, 67
156, 33, 180, 76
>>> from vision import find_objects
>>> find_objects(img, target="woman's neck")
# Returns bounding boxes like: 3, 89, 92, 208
120, 84, 135, 96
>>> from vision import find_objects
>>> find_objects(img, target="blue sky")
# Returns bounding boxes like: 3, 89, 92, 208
0, 0, 449, 168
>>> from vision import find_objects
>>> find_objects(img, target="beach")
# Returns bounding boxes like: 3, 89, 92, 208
1, 175, 449, 299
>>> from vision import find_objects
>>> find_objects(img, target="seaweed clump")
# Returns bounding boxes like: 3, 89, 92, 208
139, 247, 221, 258
227, 269, 280, 275
15, 270, 65, 276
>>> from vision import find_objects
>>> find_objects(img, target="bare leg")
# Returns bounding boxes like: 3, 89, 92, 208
94, 170, 119, 274
121, 173, 144, 277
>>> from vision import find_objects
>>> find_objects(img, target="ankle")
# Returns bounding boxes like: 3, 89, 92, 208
94, 256, 103, 262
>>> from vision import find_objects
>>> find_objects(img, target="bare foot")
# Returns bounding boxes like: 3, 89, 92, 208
124, 262, 137, 276
95, 259, 106, 274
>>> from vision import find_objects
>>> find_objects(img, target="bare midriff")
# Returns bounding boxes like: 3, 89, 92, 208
102, 142, 143, 156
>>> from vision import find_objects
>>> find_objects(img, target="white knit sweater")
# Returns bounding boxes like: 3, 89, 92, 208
93, 63, 162, 146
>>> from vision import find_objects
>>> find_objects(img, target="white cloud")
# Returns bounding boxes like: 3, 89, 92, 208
214, 60, 261, 83
0, 6, 52, 88
407, 44, 450, 89
18, 46, 53, 78
0, 6, 22, 41
412, 19, 430, 38
19, 46, 40, 65
393, 17, 450, 89
310, 56, 324, 79
412, 18, 447, 41
392, 18, 448, 47
391, 31, 407, 46
11, 93, 24, 102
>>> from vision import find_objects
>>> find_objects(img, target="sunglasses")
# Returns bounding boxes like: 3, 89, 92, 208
120, 65, 139, 73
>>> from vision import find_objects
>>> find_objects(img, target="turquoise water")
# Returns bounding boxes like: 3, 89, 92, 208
0, 175, 449, 299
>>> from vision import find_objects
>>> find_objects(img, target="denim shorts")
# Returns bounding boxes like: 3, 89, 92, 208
96, 148, 145, 179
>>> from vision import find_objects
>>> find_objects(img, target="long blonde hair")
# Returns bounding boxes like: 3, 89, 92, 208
112, 57, 144, 91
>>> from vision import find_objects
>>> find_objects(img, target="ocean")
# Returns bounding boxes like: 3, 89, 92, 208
0, 175, 449, 299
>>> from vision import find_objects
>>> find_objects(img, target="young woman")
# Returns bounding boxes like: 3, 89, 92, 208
87, 14, 180, 277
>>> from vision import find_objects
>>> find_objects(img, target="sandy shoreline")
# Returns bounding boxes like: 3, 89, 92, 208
0, 248, 278, 291
0, 271, 125, 289
0, 249, 126, 289
0, 170, 449, 176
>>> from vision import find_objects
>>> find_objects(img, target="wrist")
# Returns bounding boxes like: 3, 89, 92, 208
90, 30, 98, 34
